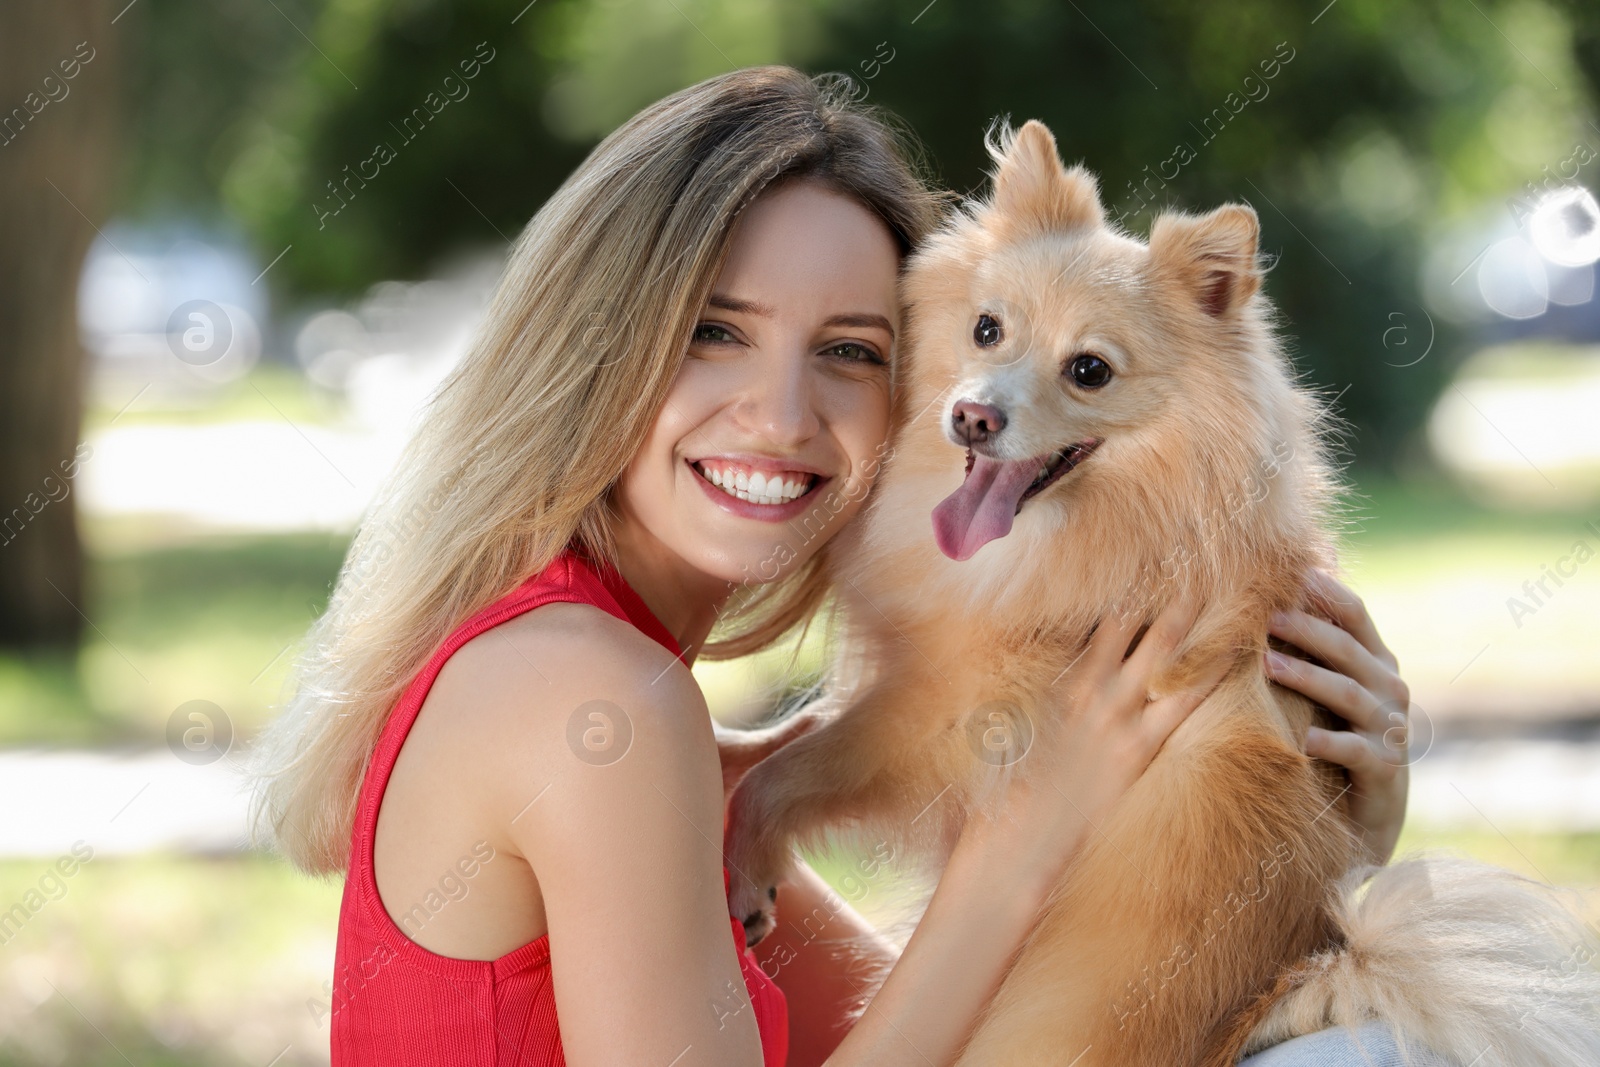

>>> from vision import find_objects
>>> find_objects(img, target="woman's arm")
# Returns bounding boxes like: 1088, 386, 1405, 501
1265, 568, 1412, 864
495, 607, 769, 1066
816, 597, 1226, 1064
498, 596, 1214, 1066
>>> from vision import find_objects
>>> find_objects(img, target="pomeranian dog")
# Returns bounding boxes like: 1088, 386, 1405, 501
723, 119, 1600, 1065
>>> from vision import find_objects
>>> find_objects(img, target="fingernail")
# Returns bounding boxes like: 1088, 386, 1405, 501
1269, 610, 1289, 628
1264, 649, 1287, 672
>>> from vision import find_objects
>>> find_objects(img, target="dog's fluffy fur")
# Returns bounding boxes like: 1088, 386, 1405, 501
723, 120, 1600, 1065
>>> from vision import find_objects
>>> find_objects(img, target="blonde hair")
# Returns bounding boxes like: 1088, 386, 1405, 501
249, 65, 948, 875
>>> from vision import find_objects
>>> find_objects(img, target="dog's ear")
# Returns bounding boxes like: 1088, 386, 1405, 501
987, 119, 1104, 235
1149, 203, 1262, 317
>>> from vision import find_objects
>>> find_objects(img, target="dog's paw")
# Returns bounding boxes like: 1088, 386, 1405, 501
724, 748, 802, 948
724, 805, 790, 948
725, 827, 788, 948
730, 881, 779, 949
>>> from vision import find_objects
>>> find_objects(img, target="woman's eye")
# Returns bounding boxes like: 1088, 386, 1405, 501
1067, 353, 1113, 388
693, 323, 735, 344
825, 341, 885, 365
974, 314, 1003, 347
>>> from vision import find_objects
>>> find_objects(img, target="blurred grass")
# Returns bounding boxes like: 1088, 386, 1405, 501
0, 530, 347, 746
1337, 474, 1600, 709
1338, 471, 1598, 544
0, 853, 339, 1067
1388, 827, 1600, 897
1, 831, 1593, 1067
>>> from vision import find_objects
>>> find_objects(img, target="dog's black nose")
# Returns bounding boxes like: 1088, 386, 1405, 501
951, 400, 1006, 445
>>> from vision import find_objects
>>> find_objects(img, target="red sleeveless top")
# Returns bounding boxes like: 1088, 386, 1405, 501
330, 545, 788, 1066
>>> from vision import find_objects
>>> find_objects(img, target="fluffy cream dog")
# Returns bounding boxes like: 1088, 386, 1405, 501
724, 119, 1600, 1065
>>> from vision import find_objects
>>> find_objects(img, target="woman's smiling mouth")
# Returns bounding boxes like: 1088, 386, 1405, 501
688, 457, 828, 521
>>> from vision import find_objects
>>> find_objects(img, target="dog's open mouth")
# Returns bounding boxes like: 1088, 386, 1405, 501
932, 438, 1101, 562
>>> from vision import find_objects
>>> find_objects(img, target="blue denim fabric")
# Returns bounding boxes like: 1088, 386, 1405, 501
1238, 1022, 1459, 1066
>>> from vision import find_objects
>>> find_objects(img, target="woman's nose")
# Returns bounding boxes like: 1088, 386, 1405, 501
737, 357, 821, 446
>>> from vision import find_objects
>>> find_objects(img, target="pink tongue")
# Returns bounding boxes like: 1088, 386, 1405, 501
931, 454, 1041, 561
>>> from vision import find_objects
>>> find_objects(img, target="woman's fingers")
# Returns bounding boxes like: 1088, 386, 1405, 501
1269, 606, 1365, 676
1306, 723, 1409, 866
1270, 603, 1411, 721
1268, 608, 1402, 717
1143, 655, 1230, 742
1053, 596, 1210, 757
1304, 569, 1397, 670
1264, 646, 1387, 733
1305, 724, 1401, 779
1272, 576, 1413, 867
1077, 601, 1146, 684
1120, 595, 1202, 696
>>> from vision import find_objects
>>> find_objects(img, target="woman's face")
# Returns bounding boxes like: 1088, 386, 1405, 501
615, 178, 901, 590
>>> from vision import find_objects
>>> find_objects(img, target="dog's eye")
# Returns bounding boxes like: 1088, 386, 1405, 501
973, 314, 1003, 347
1068, 354, 1112, 388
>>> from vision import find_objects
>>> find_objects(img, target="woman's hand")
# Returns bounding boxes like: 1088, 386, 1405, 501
969, 596, 1229, 890
838, 598, 1226, 1067
1264, 568, 1411, 866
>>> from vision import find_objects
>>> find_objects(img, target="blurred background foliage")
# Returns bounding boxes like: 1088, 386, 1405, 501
117, 0, 1600, 458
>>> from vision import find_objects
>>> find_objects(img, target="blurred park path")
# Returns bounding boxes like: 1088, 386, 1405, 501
0, 748, 249, 857
2, 731, 1597, 859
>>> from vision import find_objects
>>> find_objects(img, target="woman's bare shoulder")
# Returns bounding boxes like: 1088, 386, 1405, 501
422, 600, 715, 820
446, 600, 688, 701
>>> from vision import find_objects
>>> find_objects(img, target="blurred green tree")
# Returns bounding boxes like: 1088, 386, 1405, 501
0, 1, 120, 648
127, 0, 1600, 467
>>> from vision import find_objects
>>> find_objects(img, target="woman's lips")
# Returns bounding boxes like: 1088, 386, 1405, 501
688, 458, 829, 522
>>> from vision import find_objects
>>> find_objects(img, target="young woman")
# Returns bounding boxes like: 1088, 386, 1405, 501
251, 66, 1417, 1067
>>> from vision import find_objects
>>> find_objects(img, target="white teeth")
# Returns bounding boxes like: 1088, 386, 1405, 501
695, 462, 813, 505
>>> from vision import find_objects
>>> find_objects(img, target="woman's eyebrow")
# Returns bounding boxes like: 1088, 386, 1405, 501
706, 294, 895, 339
708, 293, 774, 316
823, 312, 895, 339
